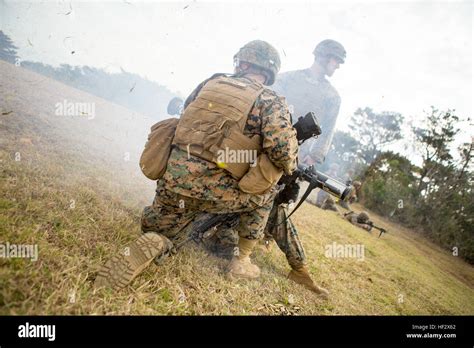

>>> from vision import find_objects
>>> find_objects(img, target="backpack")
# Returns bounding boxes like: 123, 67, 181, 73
139, 118, 179, 180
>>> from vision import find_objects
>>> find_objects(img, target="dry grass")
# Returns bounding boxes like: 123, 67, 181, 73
1, 60, 473, 315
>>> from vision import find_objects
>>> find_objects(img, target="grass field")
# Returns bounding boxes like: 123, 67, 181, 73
1, 61, 473, 315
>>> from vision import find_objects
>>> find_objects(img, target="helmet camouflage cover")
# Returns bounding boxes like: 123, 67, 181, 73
234, 40, 281, 85
357, 211, 370, 223
313, 39, 346, 64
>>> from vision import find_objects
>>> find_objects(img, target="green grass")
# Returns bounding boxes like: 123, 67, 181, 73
1, 60, 472, 315
1, 136, 473, 315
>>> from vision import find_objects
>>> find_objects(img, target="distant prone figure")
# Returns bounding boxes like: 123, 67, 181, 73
321, 195, 339, 212
344, 211, 372, 232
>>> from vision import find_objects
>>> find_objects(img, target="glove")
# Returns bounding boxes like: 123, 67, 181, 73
276, 181, 300, 205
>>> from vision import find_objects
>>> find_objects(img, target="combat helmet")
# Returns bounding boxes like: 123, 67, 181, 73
357, 211, 370, 223
353, 180, 362, 189
167, 97, 184, 115
313, 39, 346, 64
234, 40, 281, 86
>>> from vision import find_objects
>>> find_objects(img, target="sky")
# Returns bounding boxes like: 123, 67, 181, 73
1, 0, 472, 151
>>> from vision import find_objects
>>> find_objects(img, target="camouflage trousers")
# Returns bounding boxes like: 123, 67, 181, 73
202, 203, 306, 269
263, 203, 306, 269
141, 184, 276, 243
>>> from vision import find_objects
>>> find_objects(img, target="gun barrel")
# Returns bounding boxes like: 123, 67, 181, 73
297, 164, 352, 201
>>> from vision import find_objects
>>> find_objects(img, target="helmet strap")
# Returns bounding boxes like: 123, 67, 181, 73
235, 62, 270, 85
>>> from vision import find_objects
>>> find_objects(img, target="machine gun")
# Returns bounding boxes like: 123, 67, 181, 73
367, 221, 388, 238
157, 111, 348, 255
162, 163, 353, 257
283, 164, 352, 221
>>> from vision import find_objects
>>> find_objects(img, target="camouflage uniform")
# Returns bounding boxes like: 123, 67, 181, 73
95, 40, 301, 289
201, 201, 306, 268
259, 65, 342, 266
141, 76, 298, 244
263, 203, 306, 268
202, 43, 345, 270
344, 212, 372, 232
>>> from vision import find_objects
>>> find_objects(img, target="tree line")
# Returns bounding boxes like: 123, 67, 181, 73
324, 107, 473, 264
0, 30, 178, 120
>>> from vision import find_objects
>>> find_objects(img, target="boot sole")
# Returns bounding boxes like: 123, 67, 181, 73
94, 233, 166, 290
288, 273, 329, 299
225, 261, 261, 281
225, 272, 260, 281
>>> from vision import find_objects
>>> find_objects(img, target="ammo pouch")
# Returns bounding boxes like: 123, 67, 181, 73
238, 153, 283, 194
139, 118, 179, 180
173, 75, 284, 194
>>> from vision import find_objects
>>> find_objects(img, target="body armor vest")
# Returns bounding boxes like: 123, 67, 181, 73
173, 76, 264, 179
172, 75, 284, 194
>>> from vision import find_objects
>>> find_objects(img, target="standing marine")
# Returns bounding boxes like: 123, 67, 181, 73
272, 39, 346, 165
257, 40, 347, 297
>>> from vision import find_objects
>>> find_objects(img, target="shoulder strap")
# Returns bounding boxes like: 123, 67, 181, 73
183, 73, 232, 109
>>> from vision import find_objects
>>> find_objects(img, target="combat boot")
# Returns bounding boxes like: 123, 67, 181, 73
226, 237, 260, 280
288, 265, 329, 299
94, 232, 173, 290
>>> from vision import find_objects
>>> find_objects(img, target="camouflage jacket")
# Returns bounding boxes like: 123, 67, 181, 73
160, 74, 298, 202
344, 213, 372, 231
272, 69, 341, 164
